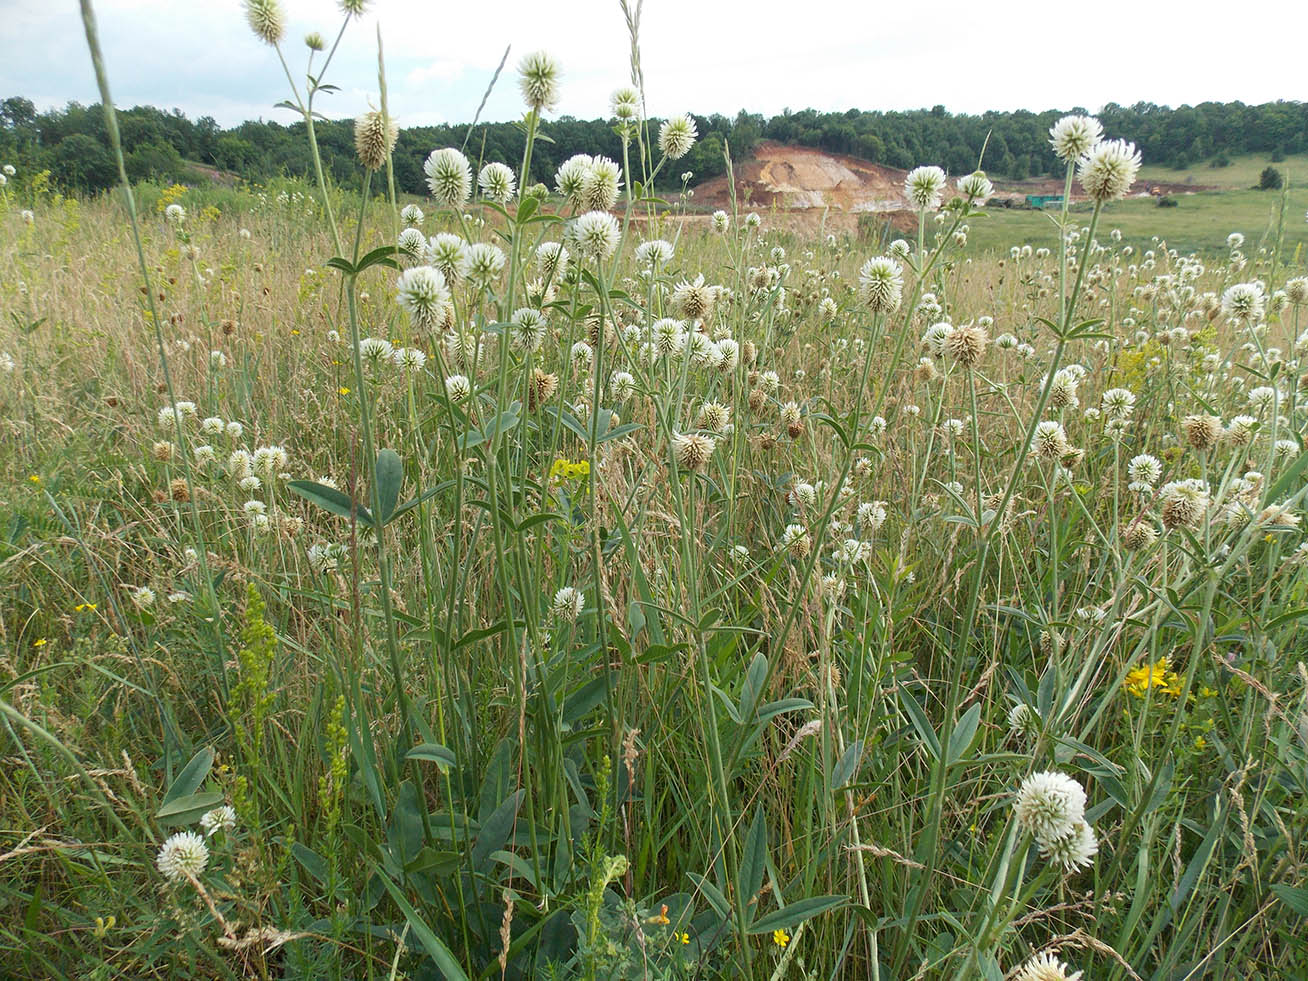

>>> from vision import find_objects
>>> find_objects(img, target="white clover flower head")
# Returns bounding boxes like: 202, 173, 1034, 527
164, 203, 186, 226
510, 307, 548, 353
1014, 950, 1084, 981
423, 148, 472, 207
129, 586, 156, 608
1101, 387, 1136, 420
518, 50, 561, 113
658, 114, 698, 160
636, 239, 675, 267
339, 0, 370, 15
1221, 281, 1266, 322
672, 432, 716, 471
857, 256, 904, 313
1014, 770, 1087, 843
551, 586, 584, 623
571, 211, 621, 261
744, 212, 761, 230
396, 266, 450, 328
2, 165, 14, 177
922, 321, 955, 357
478, 162, 516, 204
200, 805, 237, 836
400, 203, 424, 227
1077, 139, 1142, 203
1049, 114, 1103, 162
581, 156, 622, 211
1007, 702, 1040, 739
610, 86, 641, 121
957, 170, 993, 202
200, 416, 224, 436
609, 370, 635, 401
1039, 820, 1099, 872
1127, 453, 1161, 487
711, 210, 730, 233
397, 227, 426, 261
354, 110, 397, 170
555, 153, 594, 206
535, 241, 569, 279
157, 830, 209, 883
444, 374, 471, 402
423, 233, 470, 283
465, 242, 507, 286
243, 0, 285, 44
394, 347, 428, 373
904, 165, 947, 210
1160, 478, 1210, 531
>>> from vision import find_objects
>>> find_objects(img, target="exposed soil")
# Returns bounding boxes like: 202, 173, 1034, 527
689, 141, 1217, 233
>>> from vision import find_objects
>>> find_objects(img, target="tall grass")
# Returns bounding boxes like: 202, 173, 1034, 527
0, 2, 1305, 979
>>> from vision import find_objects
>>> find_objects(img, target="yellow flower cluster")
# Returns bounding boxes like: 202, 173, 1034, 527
549, 458, 590, 482
156, 183, 188, 212
1123, 657, 1181, 697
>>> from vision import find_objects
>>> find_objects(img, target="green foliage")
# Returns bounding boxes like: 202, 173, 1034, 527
1259, 165, 1284, 189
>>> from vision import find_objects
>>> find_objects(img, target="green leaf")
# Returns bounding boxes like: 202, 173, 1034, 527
687, 872, 732, 921
156, 791, 225, 826
947, 703, 982, 765
748, 895, 847, 935
740, 806, 768, 922
832, 739, 864, 790
161, 747, 213, 806
897, 688, 941, 761
354, 245, 399, 274
292, 842, 328, 885
287, 480, 375, 528
1271, 884, 1308, 917
515, 195, 539, 223
375, 449, 403, 525
374, 868, 471, 980
406, 743, 457, 771
325, 256, 355, 275
472, 789, 524, 871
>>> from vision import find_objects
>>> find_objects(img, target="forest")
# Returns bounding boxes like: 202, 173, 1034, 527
1, 94, 1305, 195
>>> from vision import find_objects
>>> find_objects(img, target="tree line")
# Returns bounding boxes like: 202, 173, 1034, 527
2, 94, 1305, 197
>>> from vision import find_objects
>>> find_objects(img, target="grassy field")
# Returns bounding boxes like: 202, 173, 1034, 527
969, 186, 1308, 256
1138, 152, 1308, 190
3, 11, 1308, 981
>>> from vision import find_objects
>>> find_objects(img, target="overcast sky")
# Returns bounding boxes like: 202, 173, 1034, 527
3, 0, 1306, 130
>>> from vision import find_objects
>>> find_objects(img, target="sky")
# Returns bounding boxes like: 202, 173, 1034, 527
2, 0, 1306, 131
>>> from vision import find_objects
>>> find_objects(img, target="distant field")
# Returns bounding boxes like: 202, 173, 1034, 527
969, 185, 1308, 257
1137, 152, 1308, 189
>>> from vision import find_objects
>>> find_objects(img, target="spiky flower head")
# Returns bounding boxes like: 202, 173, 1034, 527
157, 830, 209, 882
857, 257, 904, 313
395, 266, 451, 328
444, 374, 471, 402
243, 0, 285, 45
610, 86, 641, 121
659, 114, 698, 160
1048, 114, 1103, 162
477, 162, 516, 204
555, 153, 594, 207
339, 0, 369, 16
1221, 281, 1266, 322
1039, 820, 1098, 872
1183, 414, 1223, 452
423, 148, 472, 207
1077, 139, 1142, 203
672, 432, 716, 472
571, 211, 621, 261
957, 170, 993, 203
696, 401, 731, 434
535, 241, 569, 279
551, 586, 584, 623
711, 210, 730, 233
1286, 276, 1308, 305
397, 227, 426, 261
304, 31, 325, 51
200, 805, 237, 836
904, 165, 947, 210
1014, 771, 1087, 844
1127, 453, 1161, 488
510, 307, 548, 354
528, 368, 558, 410
1014, 950, 1084, 981
636, 239, 675, 268
518, 51, 561, 113
671, 274, 716, 320
1101, 387, 1136, 420
1160, 478, 1210, 531
947, 322, 989, 367
1007, 702, 1041, 741
424, 233, 470, 283
1121, 519, 1158, 551
465, 242, 507, 286
581, 156, 622, 211
400, 203, 424, 227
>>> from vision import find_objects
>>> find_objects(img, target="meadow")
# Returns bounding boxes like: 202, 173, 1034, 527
2, 3, 1308, 980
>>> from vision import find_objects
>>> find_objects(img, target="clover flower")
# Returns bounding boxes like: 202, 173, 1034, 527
423, 148, 472, 207
157, 831, 209, 883
658, 114, 697, 160
904, 165, 947, 210
1077, 139, 1142, 203
1049, 114, 1103, 162
518, 51, 561, 113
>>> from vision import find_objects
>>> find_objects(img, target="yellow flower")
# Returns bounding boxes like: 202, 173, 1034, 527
1123, 657, 1181, 698
645, 904, 670, 926
338, 387, 351, 396
29, 474, 41, 484
74, 602, 98, 612
291, 329, 301, 336
675, 931, 689, 945
33, 637, 47, 647
772, 928, 790, 948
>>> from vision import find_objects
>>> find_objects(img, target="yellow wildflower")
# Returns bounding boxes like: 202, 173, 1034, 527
645, 904, 670, 926
339, 387, 351, 396
33, 637, 47, 647
675, 931, 689, 944
772, 928, 790, 948
74, 602, 98, 612
1123, 657, 1181, 697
